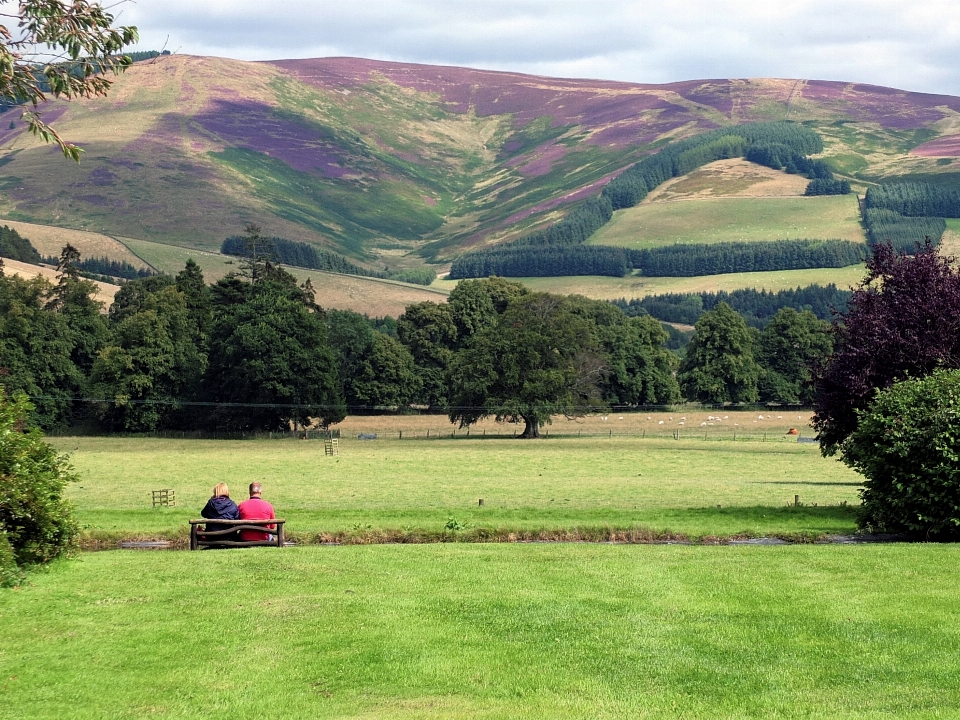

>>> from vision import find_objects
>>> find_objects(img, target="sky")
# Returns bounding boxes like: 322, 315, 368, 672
121, 0, 960, 96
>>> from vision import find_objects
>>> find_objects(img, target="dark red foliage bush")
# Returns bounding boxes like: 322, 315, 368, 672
813, 241, 960, 454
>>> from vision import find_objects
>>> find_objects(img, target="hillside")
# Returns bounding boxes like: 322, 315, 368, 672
1, 56, 959, 271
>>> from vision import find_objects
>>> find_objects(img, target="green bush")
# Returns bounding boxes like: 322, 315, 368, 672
0, 390, 79, 567
843, 369, 960, 539
0, 530, 22, 587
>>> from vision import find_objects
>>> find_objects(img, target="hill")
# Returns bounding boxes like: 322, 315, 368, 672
1, 56, 959, 271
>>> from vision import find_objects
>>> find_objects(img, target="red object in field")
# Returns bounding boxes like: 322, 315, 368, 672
787, 428, 799, 435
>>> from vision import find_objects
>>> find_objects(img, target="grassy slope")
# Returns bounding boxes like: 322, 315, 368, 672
433, 265, 867, 299
590, 195, 866, 249
56, 433, 861, 538
0, 220, 149, 268
3, 544, 960, 719
1, 258, 120, 306
1, 58, 955, 264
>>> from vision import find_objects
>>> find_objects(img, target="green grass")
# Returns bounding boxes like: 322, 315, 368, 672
589, 195, 866, 249
3, 543, 960, 718
433, 265, 868, 300
55, 436, 862, 538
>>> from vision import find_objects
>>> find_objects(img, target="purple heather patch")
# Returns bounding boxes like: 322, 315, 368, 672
500, 169, 624, 227
912, 135, 960, 157
87, 167, 119, 187
193, 99, 352, 177
74, 194, 112, 207
801, 80, 960, 129
503, 141, 569, 176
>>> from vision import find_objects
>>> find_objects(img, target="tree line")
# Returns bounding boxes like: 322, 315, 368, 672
865, 181, 960, 218
630, 239, 865, 277
449, 238, 865, 280
612, 284, 852, 328
0, 236, 688, 434
221, 235, 436, 286
452, 122, 852, 279
862, 181, 959, 253
39, 254, 155, 281
862, 209, 946, 254
0, 226, 41, 264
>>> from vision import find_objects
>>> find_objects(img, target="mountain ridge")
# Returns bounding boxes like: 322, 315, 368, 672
0, 55, 958, 269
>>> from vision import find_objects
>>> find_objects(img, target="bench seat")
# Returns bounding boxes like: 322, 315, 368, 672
189, 518, 286, 550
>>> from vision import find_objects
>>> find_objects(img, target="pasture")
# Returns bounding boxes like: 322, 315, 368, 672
589, 195, 866, 249
56, 412, 862, 540
8, 419, 958, 719
445, 264, 868, 301
3, 544, 960, 719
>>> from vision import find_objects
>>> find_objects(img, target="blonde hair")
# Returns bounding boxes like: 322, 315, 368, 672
212, 483, 230, 498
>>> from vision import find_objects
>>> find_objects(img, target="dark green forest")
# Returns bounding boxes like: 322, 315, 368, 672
614, 284, 852, 328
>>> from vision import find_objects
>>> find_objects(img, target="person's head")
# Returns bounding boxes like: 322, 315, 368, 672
249, 482, 263, 498
212, 483, 230, 498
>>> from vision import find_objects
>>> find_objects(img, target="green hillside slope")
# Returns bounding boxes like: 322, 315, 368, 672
1, 57, 959, 272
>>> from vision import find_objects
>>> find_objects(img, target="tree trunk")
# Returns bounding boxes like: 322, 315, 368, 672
519, 416, 540, 438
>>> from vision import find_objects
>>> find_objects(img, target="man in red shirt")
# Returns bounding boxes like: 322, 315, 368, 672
238, 482, 276, 542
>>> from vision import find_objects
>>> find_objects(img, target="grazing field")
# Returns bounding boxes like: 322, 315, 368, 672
941, 220, 960, 257
3, 544, 960, 719
56, 414, 862, 539
0, 219, 150, 268
589, 195, 866, 249
1, 257, 120, 305
120, 236, 449, 317
432, 264, 868, 301
644, 158, 812, 201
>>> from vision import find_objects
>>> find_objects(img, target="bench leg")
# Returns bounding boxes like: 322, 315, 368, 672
277, 524, 285, 547
190, 525, 197, 551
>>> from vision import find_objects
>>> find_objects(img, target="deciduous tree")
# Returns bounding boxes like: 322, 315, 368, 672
0, 0, 138, 160
813, 242, 960, 455
448, 293, 604, 438
678, 302, 760, 404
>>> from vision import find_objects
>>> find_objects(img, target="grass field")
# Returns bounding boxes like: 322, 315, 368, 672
54, 414, 862, 539
3, 543, 959, 719
644, 158, 811, 201
432, 265, 868, 301
1, 257, 120, 305
589, 195, 866, 249
0, 219, 150, 269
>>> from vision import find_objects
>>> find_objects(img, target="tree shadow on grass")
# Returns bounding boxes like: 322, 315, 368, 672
748, 481, 862, 486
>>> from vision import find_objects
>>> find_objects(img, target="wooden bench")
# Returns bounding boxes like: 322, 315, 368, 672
189, 518, 286, 550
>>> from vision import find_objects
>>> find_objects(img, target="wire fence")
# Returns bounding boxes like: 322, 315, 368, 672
49, 426, 819, 444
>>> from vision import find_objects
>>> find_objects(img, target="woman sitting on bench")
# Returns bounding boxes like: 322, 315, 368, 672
199, 483, 240, 544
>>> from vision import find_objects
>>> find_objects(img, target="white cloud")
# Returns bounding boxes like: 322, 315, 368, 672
120, 0, 960, 95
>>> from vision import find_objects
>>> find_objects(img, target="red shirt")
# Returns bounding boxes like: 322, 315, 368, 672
238, 497, 276, 541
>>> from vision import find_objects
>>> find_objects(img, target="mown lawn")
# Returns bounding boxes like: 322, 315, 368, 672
3, 544, 959, 719
55, 435, 862, 538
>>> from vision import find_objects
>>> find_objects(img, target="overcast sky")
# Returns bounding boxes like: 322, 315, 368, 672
121, 1, 960, 96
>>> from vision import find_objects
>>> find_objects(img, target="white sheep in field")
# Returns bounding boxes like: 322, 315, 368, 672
658, 420, 664, 425
700, 422, 707, 427
678, 421, 685, 426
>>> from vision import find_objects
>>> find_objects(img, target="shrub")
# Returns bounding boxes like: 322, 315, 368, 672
0, 530, 22, 587
0, 390, 79, 568
843, 369, 960, 539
